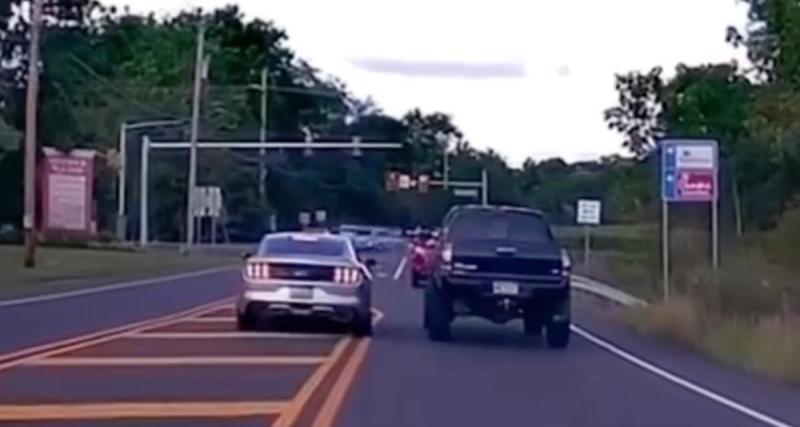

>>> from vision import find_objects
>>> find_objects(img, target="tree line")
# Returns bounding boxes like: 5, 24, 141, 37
6, 0, 796, 242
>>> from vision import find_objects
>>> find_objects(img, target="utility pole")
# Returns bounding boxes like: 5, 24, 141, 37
185, 23, 206, 249
23, 0, 44, 268
258, 67, 269, 221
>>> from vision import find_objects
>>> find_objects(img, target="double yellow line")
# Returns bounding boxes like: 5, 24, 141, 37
0, 300, 381, 426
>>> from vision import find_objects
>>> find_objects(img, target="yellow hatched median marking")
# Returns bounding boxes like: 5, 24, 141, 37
0, 401, 288, 421
29, 356, 327, 367
130, 331, 343, 339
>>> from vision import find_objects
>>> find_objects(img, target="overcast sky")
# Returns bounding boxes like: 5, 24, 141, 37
106, 0, 749, 166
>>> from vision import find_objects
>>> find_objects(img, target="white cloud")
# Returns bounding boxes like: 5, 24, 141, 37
105, 0, 750, 166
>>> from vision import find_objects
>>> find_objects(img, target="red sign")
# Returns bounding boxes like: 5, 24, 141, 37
41, 148, 97, 235
676, 169, 716, 201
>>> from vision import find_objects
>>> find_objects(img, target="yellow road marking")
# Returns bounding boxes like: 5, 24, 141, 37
30, 356, 327, 367
0, 401, 287, 421
272, 337, 351, 427
130, 332, 342, 339
311, 338, 371, 427
0, 299, 233, 371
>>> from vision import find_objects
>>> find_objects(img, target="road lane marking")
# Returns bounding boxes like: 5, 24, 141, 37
273, 337, 352, 427
183, 316, 236, 323
392, 256, 407, 281
572, 325, 794, 427
311, 338, 371, 427
0, 401, 287, 421
273, 309, 383, 426
0, 298, 233, 371
30, 356, 327, 367
130, 332, 342, 339
0, 266, 236, 308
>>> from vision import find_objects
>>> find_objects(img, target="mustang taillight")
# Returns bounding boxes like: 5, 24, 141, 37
334, 267, 361, 285
245, 262, 270, 280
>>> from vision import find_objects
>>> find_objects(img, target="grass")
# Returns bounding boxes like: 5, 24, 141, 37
0, 245, 237, 299
628, 298, 800, 385
567, 215, 800, 385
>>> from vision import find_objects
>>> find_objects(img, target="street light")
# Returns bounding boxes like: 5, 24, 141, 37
116, 119, 185, 241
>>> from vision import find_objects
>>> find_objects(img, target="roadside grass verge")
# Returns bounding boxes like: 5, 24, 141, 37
628, 298, 800, 385
567, 214, 800, 385
0, 245, 237, 299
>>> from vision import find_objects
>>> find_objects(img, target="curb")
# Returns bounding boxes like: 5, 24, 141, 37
571, 275, 648, 307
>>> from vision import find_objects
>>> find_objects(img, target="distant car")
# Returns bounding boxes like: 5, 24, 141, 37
237, 232, 375, 336
339, 225, 379, 252
425, 205, 571, 348
410, 231, 438, 288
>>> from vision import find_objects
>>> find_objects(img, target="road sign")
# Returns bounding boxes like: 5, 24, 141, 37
41, 148, 97, 235
453, 188, 479, 199
315, 210, 327, 224
659, 138, 721, 300
399, 174, 411, 190
576, 199, 602, 225
192, 186, 222, 218
298, 211, 311, 227
662, 139, 718, 202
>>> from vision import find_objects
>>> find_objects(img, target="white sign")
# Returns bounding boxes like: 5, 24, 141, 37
193, 186, 223, 218
675, 145, 715, 169
315, 210, 327, 223
576, 199, 602, 225
453, 188, 479, 198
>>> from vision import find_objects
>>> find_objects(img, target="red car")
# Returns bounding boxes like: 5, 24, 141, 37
409, 231, 439, 288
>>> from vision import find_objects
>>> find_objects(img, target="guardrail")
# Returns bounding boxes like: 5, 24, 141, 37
571, 275, 648, 307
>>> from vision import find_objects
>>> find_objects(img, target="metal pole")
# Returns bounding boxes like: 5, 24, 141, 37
22, 0, 44, 268
186, 24, 206, 249
662, 200, 670, 301
443, 147, 450, 189
481, 169, 489, 206
712, 198, 719, 270
258, 67, 268, 216
584, 225, 591, 268
139, 137, 150, 247
116, 123, 127, 241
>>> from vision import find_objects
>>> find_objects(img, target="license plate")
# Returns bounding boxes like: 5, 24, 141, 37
289, 287, 313, 299
493, 281, 519, 295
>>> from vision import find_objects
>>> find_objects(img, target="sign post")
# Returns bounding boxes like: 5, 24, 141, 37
576, 199, 602, 268
661, 139, 719, 300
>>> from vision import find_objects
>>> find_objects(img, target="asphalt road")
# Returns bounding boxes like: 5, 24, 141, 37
0, 247, 799, 427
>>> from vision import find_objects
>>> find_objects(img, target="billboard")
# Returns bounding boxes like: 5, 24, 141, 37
661, 139, 718, 202
41, 148, 97, 235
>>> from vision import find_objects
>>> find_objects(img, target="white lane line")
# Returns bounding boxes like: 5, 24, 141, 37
392, 256, 408, 281
572, 325, 794, 427
0, 266, 237, 308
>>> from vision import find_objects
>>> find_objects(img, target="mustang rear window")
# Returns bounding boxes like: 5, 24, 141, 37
449, 211, 553, 243
259, 237, 347, 257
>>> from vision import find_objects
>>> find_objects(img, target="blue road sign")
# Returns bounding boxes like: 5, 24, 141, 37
661, 139, 718, 202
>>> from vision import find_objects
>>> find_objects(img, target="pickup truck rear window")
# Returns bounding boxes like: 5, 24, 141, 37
448, 211, 553, 243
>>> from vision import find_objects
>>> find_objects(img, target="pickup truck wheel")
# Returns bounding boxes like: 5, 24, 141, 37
545, 321, 570, 349
424, 284, 451, 342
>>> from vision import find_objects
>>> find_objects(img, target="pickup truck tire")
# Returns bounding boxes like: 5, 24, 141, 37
424, 284, 451, 342
545, 321, 570, 349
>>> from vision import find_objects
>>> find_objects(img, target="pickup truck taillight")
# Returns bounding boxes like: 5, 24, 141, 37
245, 262, 270, 280
442, 243, 453, 264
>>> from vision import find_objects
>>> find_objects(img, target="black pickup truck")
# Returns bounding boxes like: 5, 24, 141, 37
424, 205, 571, 348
